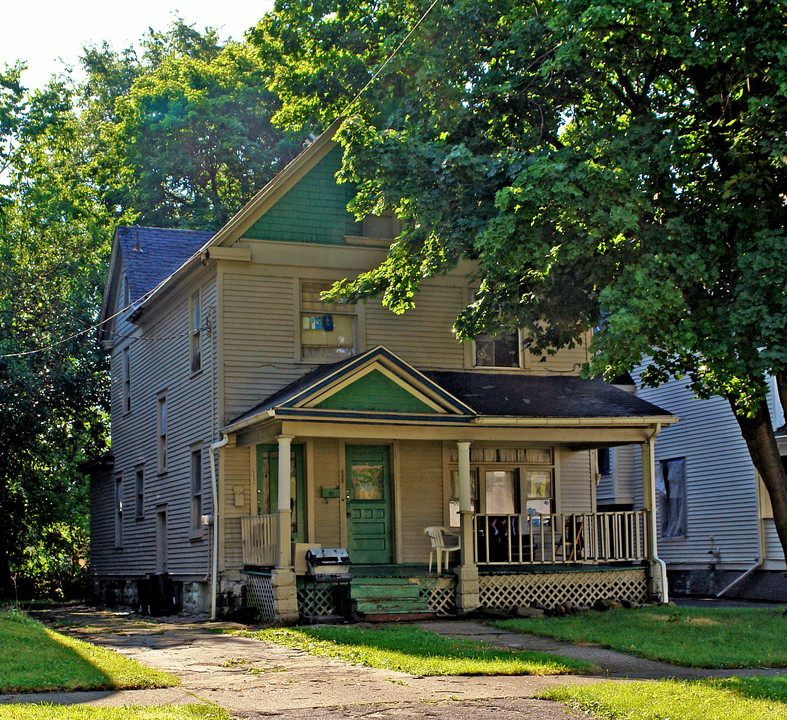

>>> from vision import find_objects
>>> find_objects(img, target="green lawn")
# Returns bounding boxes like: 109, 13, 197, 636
494, 606, 787, 668
236, 624, 592, 675
0, 706, 228, 720
0, 610, 178, 693
542, 676, 787, 720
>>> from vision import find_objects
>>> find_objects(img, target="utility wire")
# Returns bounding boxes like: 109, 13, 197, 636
341, 0, 442, 116
3, 1, 442, 360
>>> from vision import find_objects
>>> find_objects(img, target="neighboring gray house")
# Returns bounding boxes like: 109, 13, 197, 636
597, 371, 786, 601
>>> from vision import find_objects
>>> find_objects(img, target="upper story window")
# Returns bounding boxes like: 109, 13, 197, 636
157, 394, 168, 472
122, 275, 131, 308
474, 332, 521, 368
190, 291, 202, 373
300, 280, 356, 361
135, 465, 144, 519
122, 347, 131, 413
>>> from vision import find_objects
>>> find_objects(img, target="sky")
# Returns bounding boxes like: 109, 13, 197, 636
3, 1, 275, 90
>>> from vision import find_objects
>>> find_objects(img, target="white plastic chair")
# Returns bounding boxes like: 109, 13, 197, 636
424, 526, 461, 573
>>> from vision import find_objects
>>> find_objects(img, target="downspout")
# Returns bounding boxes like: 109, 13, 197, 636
209, 434, 229, 620
645, 425, 669, 604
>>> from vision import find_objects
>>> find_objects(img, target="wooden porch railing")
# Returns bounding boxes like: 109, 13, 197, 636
241, 514, 279, 568
474, 511, 649, 565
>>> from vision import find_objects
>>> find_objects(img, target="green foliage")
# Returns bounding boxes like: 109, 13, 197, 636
236, 624, 591, 675
542, 678, 787, 720
257, 0, 787, 556
0, 610, 178, 692
494, 606, 787, 668
0, 708, 229, 720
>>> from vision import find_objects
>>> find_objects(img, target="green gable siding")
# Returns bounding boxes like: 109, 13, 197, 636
315, 370, 439, 414
245, 146, 360, 245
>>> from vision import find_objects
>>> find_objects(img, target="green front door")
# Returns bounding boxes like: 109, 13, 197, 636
256, 444, 305, 543
346, 444, 393, 564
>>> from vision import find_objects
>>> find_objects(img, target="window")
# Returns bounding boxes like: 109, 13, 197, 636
447, 446, 554, 527
597, 448, 612, 475
157, 395, 167, 471
190, 291, 201, 373
114, 474, 123, 548
191, 449, 203, 535
122, 275, 131, 308
300, 280, 356, 361
135, 466, 144, 519
362, 213, 400, 239
122, 348, 131, 413
656, 457, 687, 538
474, 332, 521, 368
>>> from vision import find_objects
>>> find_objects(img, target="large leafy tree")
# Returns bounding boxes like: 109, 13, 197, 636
253, 0, 787, 557
0, 70, 110, 597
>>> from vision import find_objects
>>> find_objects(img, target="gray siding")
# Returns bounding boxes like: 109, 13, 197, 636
94, 272, 218, 578
630, 369, 785, 568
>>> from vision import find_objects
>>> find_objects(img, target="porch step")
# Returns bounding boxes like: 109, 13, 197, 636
351, 576, 433, 617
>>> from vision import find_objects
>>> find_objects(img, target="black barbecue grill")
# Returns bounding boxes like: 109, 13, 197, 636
302, 548, 352, 623
305, 548, 351, 582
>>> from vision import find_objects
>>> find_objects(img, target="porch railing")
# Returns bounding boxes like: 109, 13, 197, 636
241, 514, 279, 568
474, 511, 649, 565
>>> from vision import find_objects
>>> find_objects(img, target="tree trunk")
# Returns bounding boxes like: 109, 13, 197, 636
731, 398, 787, 562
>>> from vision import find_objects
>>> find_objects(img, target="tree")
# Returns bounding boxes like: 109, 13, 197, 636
254, 0, 787, 557
0, 71, 110, 597
80, 19, 302, 230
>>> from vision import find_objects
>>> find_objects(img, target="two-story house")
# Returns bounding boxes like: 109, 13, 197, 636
90, 119, 676, 623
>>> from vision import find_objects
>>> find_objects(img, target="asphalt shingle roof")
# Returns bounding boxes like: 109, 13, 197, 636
227, 350, 674, 427
116, 226, 214, 300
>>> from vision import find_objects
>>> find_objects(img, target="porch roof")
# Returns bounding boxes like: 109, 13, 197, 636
224, 346, 674, 435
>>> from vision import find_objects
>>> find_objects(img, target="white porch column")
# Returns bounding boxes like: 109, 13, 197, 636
641, 435, 668, 602
272, 434, 298, 623
455, 440, 479, 611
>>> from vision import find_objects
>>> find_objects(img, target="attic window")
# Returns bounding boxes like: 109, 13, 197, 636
362, 213, 400, 239
300, 281, 356, 361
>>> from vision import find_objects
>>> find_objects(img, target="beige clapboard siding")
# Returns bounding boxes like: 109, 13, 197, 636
222, 271, 309, 422
764, 520, 786, 565
558, 449, 593, 514
397, 440, 444, 563
527, 340, 589, 375
312, 438, 342, 547
630, 369, 765, 566
221, 445, 251, 572
102, 274, 218, 578
365, 284, 466, 369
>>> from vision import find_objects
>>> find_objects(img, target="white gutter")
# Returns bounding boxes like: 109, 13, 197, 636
209, 434, 229, 620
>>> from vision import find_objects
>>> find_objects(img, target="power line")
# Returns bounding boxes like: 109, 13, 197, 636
341, 0, 442, 116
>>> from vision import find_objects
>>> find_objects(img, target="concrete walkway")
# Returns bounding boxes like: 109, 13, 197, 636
1, 606, 783, 719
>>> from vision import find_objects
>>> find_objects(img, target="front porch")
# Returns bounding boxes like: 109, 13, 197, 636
241, 509, 652, 623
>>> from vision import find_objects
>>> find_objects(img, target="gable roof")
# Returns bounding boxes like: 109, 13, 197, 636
116, 226, 215, 301
224, 346, 476, 432
223, 347, 676, 434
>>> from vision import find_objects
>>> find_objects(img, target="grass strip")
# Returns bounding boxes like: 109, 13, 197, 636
541, 678, 787, 720
494, 606, 787, 668
235, 624, 591, 675
0, 706, 228, 720
0, 610, 178, 693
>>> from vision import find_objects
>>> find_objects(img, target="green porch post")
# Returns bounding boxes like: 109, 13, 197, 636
272, 434, 299, 623
641, 436, 669, 602
455, 440, 479, 611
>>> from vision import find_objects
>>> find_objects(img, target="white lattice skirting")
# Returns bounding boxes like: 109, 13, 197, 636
242, 572, 276, 625
479, 568, 648, 610
416, 576, 457, 615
